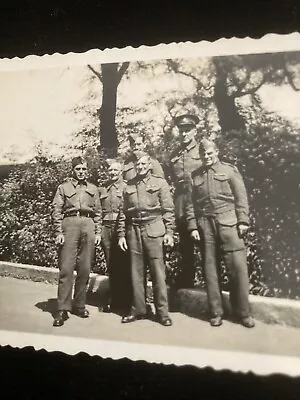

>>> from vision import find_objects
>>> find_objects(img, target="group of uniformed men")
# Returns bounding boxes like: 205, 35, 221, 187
51, 113, 255, 330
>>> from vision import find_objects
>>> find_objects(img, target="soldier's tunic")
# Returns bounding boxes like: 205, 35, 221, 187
186, 161, 251, 318
52, 178, 102, 312
117, 174, 175, 318
99, 178, 131, 311
169, 138, 202, 288
123, 154, 165, 182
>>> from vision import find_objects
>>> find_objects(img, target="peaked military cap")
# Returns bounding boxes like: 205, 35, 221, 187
71, 156, 86, 168
174, 113, 199, 127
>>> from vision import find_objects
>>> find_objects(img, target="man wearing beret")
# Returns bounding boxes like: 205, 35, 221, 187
99, 159, 131, 314
51, 156, 102, 327
122, 134, 166, 315
168, 113, 202, 289
185, 138, 255, 328
118, 152, 175, 326
123, 134, 165, 182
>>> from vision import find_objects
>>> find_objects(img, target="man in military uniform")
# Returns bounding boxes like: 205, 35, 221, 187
118, 152, 175, 326
186, 138, 255, 328
99, 160, 131, 314
52, 156, 102, 327
169, 113, 202, 288
122, 133, 165, 314
123, 133, 165, 181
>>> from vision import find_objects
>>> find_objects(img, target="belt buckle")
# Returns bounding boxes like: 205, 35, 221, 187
76, 210, 80, 217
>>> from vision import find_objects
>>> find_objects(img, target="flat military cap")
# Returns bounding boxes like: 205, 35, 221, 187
71, 156, 86, 168
198, 138, 217, 152
174, 114, 199, 127
133, 150, 149, 161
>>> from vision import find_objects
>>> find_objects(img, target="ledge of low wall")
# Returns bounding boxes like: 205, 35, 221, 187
1, 261, 300, 328
171, 288, 300, 329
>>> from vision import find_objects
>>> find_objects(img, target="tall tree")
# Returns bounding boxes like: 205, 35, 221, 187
88, 62, 129, 157
167, 52, 300, 133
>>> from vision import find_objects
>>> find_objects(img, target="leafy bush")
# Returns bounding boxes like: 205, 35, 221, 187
217, 116, 300, 299
1, 116, 300, 301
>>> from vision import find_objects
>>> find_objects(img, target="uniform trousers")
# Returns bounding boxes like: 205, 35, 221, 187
57, 216, 95, 311
101, 223, 132, 312
126, 221, 169, 318
176, 218, 196, 288
198, 216, 250, 318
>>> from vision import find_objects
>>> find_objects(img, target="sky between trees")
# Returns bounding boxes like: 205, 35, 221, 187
0, 51, 300, 164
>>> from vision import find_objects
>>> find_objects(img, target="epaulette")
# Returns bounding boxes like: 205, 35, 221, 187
221, 161, 239, 172
152, 173, 164, 179
62, 177, 72, 183
221, 161, 234, 167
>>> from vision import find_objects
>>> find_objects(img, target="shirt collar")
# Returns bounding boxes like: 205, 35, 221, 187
203, 160, 221, 172
137, 173, 151, 184
185, 139, 197, 152
178, 138, 197, 154
107, 177, 122, 189
70, 177, 87, 187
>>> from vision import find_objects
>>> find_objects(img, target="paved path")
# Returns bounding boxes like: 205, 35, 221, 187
0, 276, 299, 359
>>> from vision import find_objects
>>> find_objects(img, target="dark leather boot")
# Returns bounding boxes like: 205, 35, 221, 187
53, 310, 69, 327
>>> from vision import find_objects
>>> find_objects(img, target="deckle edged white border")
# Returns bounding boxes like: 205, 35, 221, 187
1, 329, 300, 377
1, 32, 300, 377
0, 32, 299, 71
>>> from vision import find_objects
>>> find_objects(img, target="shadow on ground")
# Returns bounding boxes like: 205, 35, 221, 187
35, 298, 57, 318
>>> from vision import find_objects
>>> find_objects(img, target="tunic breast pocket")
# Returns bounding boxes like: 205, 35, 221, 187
194, 179, 206, 199
85, 189, 96, 207
213, 174, 231, 195
125, 187, 137, 206
100, 193, 108, 209
145, 185, 160, 207
64, 191, 77, 208
114, 191, 123, 209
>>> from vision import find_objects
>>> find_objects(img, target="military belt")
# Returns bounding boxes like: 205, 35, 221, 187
64, 210, 94, 218
127, 210, 161, 225
128, 210, 161, 218
130, 215, 161, 225
103, 220, 117, 226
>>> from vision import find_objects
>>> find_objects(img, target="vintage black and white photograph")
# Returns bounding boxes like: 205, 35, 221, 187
0, 34, 300, 376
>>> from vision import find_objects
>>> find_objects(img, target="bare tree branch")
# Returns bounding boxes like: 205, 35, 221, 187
87, 64, 102, 82
116, 62, 130, 86
232, 69, 275, 97
167, 59, 200, 84
284, 62, 300, 91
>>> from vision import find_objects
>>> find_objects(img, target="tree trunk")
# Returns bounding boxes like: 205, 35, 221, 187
99, 63, 120, 157
213, 58, 246, 132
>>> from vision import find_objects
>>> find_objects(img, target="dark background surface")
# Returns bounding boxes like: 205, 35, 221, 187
1, 1, 300, 398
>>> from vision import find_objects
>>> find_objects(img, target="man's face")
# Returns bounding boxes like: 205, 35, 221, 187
108, 162, 122, 181
136, 156, 151, 176
131, 137, 145, 152
179, 125, 196, 146
73, 162, 88, 182
200, 146, 219, 167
